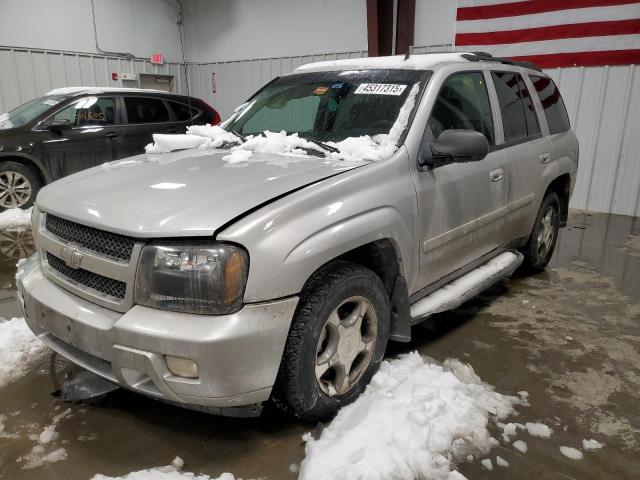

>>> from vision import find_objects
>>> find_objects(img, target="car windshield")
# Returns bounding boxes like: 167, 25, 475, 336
0, 95, 68, 130
224, 69, 429, 143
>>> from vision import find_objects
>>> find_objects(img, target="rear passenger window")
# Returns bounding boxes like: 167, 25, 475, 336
169, 101, 199, 121
124, 97, 170, 124
517, 75, 540, 136
491, 72, 529, 142
426, 72, 495, 145
529, 75, 571, 134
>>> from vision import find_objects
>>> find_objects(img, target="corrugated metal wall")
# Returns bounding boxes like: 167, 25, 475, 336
1, 45, 638, 217
0, 46, 186, 113
546, 65, 640, 217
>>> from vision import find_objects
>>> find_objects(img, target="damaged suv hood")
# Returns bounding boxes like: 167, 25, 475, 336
36, 149, 363, 237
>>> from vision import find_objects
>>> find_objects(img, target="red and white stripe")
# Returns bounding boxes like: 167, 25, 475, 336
455, 0, 640, 68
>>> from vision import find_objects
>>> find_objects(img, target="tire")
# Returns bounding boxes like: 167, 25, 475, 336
520, 191, 560, 273
0, 161, 42, 211
272, 261, 390, 422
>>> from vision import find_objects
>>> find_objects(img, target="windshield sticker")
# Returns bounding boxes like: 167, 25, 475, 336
355, 83, 407, 96
313, 86, 329, 95
331, 82, 345, 89
43, 99, 60, 106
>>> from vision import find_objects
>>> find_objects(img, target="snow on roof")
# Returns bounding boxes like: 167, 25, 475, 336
295, 52, 471, 72
46, 86, 168, 96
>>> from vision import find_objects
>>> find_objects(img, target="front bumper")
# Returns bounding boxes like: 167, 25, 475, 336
17, 254, 298, 413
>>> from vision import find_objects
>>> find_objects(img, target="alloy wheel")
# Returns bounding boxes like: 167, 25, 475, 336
0, 171, 32, 208
537, 207, 556, 259
315, 296, 378, 396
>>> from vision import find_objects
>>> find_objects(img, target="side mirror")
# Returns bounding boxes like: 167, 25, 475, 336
419, 129, 489, 168
45, 120, 72, 133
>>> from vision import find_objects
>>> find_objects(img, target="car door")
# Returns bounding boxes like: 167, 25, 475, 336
490, 71, 552, 242
410, 71, 509, 291
35, 95, 124, 179
117, 96, 176, 159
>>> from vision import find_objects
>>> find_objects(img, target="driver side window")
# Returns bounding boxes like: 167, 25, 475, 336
426, 72, 495, 146
50, 97, 116, 127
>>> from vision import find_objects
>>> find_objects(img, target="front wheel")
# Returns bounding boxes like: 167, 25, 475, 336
272, 261, 390, 422
0, 161, 42, 210
520, 191, 560, 273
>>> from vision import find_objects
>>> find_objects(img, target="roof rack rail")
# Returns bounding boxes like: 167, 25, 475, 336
461, 52, 542, 72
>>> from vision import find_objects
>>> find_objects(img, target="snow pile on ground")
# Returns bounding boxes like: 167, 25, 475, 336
583, 438, 604, 450
0, 317, 48, 388
144, 84, 419, 165
19, 445, 68, 469
525, 422, 553, 438
0, 207, 32, 229
91, 457, 235, 480
299, 352, 521, 480
559, 446, 583, 460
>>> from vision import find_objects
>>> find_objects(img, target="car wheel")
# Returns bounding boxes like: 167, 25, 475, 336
520, 191, 560, 273
0, 161, 42, 210
272, 261, 390, 422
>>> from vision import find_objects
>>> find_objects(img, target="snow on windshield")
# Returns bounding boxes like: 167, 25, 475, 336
144, 83, 420, 164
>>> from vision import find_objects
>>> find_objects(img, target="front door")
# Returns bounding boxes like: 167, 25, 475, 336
36, 96, 124, 180
410, 71, 508, 291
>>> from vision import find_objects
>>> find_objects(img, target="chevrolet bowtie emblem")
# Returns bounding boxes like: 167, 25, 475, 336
60, 245, 83, 269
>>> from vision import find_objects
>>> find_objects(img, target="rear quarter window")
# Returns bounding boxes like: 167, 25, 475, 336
168, 101, 200, 121
529, 75, 571, 135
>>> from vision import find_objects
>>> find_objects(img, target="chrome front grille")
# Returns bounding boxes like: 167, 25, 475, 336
36, 210, 143, 313
45, 214, 135, 263
46, 252, 127, 300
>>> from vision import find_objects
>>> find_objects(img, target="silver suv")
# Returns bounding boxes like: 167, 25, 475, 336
17, 53, 578, 421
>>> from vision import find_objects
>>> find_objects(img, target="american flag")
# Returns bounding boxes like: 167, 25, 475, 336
455, 0, 640, 68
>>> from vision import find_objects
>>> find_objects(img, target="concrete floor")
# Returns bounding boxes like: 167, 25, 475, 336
0, 211, 638, 479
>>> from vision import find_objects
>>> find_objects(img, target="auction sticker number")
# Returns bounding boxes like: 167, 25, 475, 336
354, 83, 407, 95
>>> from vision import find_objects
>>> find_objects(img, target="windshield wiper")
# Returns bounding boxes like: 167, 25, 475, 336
308, 139, 340, 154
229, 129, 247, 143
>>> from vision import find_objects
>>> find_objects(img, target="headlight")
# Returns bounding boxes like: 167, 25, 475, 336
134, 242, 249, 314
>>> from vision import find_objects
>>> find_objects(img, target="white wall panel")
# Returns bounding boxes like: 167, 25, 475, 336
547, 65, 640, 217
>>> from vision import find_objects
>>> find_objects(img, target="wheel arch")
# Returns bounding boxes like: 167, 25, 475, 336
544, 173, 571, 227
0, 153, 51, 185
302, 238, 412, 343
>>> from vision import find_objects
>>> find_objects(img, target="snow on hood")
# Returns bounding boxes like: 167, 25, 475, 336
144, 83, 420, 164
298, 352, 522, 480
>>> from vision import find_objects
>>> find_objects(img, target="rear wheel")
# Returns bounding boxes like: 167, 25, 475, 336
520, 191, 560, 273
0, 161, 41, 210
272, 261, 390, 422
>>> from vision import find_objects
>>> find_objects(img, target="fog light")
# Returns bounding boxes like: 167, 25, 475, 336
165, 356, 199, 379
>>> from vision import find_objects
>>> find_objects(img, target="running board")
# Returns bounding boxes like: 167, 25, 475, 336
410, 251, 523, 324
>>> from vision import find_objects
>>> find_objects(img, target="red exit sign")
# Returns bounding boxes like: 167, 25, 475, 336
151, 53, 164, 65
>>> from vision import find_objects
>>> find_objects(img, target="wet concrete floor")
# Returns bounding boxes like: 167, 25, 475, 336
0, 211, 639, 479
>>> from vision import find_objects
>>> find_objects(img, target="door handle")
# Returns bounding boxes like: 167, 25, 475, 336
490, 168, 504, 182
166, 127, 178, 133
104, 132, 120, 139
540, 153, 551, 164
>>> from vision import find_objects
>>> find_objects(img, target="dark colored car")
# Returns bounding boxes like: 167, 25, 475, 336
0, 87, 221, 210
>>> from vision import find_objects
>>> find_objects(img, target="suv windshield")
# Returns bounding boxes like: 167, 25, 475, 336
0, 95, 68, 130
224, 69, 429, 143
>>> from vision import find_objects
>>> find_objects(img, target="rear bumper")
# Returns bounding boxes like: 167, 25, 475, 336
17, 254, 298, 411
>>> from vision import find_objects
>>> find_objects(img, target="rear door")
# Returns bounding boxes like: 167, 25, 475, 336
117, 96, 176, 159
411, 70, 508, 290
490, 71, 551, 242
36, 95, 124, 179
